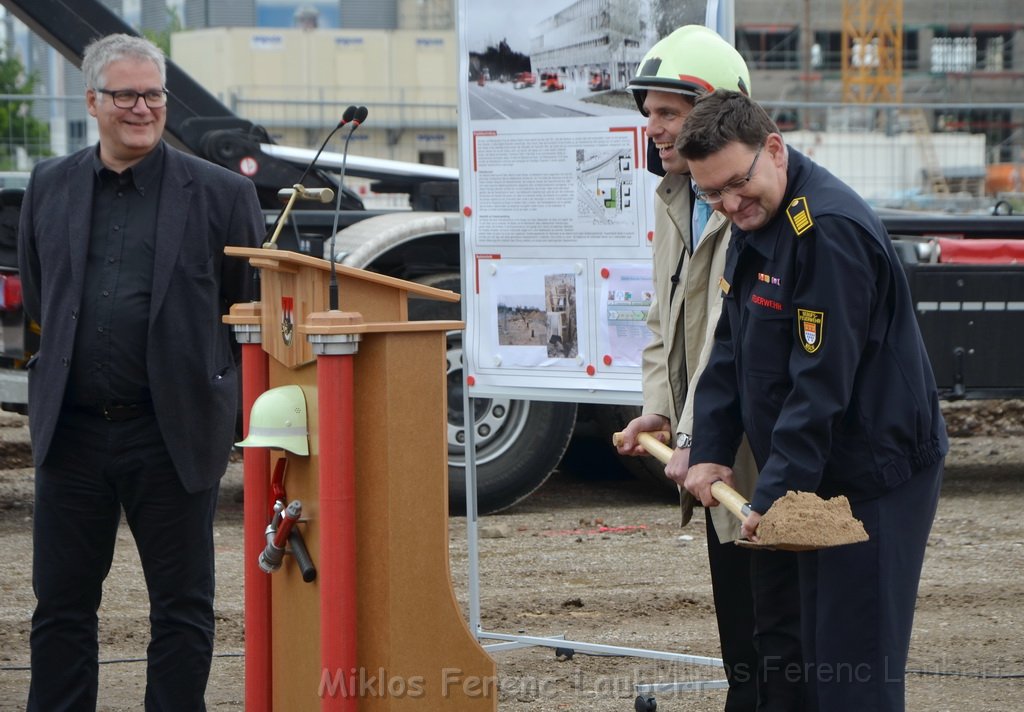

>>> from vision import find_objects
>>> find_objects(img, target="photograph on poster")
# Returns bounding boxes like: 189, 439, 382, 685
496, 297, 548, 348
463, 0, 654, 120
497, 272, 577, 358
477, 261, 586, 369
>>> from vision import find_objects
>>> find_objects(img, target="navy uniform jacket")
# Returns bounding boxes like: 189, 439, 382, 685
689, 148, 947, 514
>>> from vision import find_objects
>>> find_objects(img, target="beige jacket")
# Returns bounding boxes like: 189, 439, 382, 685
641, 173, 757, 543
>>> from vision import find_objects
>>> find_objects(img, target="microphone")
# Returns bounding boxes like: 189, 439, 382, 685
328, 105, 369, 310
263, 105, 358, 245
294, 104, 357, 188
349, 105, 368, 127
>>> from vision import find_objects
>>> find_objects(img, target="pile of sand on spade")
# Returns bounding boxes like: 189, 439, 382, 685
757, 491, 869, 549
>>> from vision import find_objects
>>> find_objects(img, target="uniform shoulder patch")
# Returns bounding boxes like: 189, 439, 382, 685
796, 308, 824, 354
786, 196, 814, 236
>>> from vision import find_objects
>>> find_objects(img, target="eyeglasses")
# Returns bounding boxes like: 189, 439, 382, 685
96, 88, 168, 109
694, 145, 764, 204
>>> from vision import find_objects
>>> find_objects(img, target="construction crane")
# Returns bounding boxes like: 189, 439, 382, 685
840, 0, 904, 103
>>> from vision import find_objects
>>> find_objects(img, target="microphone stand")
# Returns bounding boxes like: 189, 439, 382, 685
329, 106, 368, 311
263, 105, 357, 247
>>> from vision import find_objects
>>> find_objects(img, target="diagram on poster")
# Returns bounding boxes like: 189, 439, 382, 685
577, 147, 635, 226
596, 262, 654, 369
471, 121, 644, 247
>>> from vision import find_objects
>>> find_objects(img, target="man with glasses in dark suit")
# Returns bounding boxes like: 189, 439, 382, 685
19, 33, 263, 710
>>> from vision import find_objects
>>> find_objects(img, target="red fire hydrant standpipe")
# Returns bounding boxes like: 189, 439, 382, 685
239, 335, 272, 712
310, 324, 361, 712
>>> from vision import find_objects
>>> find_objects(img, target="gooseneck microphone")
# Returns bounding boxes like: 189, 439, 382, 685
295, 104, 357, 188
263, 105, 358, 246
328, 106, 369, 310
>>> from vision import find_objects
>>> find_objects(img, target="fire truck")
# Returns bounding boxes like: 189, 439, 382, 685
1, 0, 1022, 515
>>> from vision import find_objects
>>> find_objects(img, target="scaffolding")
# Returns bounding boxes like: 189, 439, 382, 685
902, 107, 951, 194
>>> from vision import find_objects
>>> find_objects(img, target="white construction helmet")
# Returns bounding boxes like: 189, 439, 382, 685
235, 384, 310, 455
627, 24, 752, 115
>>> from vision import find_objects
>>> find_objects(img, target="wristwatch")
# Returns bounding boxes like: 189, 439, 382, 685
676, 432, 693, 449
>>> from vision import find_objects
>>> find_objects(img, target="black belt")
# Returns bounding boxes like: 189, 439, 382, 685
73, 402, 154, 422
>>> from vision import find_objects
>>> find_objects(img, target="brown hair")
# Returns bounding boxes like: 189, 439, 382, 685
676, 89, 779, 160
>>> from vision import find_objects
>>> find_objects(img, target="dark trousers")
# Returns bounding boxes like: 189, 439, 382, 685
798, 459, 944, 712
750, 547, 807, 711
28, 409, 219, 712
706, 514, 804, 712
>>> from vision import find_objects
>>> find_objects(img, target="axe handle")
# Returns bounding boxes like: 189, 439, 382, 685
612, 430, 753, 521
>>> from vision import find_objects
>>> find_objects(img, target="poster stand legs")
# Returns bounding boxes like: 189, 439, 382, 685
461, 391, 729, 703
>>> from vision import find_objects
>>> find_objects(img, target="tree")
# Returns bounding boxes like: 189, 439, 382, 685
142, 6, 184, 57
651, 0, 705, 39
0, 51, 50, 170
474, 39, 531, 82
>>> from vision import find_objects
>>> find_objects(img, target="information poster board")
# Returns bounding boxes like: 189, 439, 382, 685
458, 0, 665, 405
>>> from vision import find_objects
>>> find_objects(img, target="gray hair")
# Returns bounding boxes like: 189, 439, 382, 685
82, 33, 166, 91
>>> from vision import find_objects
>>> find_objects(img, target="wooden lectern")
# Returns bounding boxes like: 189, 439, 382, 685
224, 247, 496, 711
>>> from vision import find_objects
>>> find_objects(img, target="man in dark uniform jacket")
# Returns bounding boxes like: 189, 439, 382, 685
18, 34, 262, 710
676, 90, 947, 712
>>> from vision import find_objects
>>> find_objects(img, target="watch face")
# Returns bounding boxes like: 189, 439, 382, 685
676, 433, 692, 449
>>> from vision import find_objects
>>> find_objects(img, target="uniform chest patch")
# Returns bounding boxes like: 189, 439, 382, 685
787, 197, 814, 235
797, 308, 824, 353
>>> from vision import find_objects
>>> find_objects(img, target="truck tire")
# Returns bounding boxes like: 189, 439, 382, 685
592, 403, 678, 495
408, 273, 577, 514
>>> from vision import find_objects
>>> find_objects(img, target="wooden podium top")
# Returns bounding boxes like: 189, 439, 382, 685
224, 247, 461, 368
225, 246, 459, 303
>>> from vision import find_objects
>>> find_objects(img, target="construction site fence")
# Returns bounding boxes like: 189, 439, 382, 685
760, 100, 1024, 211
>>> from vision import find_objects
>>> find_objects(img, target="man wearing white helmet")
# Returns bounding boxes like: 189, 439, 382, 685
615, 26, 804, 711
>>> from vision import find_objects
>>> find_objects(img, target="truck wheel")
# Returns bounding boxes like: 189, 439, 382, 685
592, 404, 678, 495
409, 273, 577, 514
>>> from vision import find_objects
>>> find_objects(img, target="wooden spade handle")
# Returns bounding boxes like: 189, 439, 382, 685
611, 430, 674, 462
612, 431, 752, 522
709, 481, 753, 520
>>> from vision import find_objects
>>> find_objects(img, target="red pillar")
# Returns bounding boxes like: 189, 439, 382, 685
316, 351, 358, 711
241, 342, 272, 711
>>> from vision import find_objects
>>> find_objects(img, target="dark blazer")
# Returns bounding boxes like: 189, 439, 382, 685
18, 142, 263, 493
